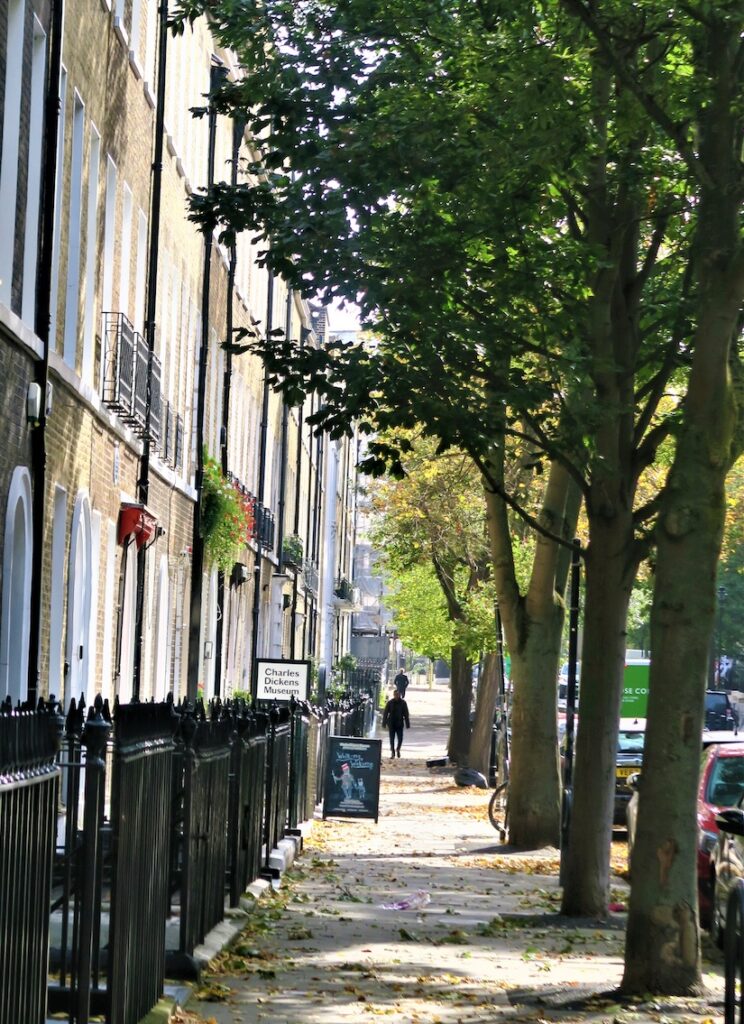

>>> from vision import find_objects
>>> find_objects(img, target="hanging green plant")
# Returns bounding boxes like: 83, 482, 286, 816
201, 452, 250, 572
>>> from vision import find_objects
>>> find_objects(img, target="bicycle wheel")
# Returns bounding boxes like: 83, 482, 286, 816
488, 782, 508, 837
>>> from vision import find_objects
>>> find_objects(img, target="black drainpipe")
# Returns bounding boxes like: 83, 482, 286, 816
186, 62, 224, 701
131, 0, 169, 700
213, 115, 242, 698
289, 325, 310, 658
275, 288, 293, 575
28, 0, 65, 705
310, 417, 325, 692
301, 390, 316, 659
249, 273, 274, 698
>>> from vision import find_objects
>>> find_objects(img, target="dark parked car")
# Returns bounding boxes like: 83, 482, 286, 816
706, 690, 739, 731
614, 721, 645, 825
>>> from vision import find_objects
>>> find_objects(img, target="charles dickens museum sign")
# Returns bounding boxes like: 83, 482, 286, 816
255, 659, 310, 702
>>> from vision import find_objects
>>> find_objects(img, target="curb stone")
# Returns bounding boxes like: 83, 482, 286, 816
139, 822, 315, 1023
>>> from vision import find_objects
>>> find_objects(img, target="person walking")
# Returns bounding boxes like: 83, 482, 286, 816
393, 668, 410, 698
382, 690, 410, 759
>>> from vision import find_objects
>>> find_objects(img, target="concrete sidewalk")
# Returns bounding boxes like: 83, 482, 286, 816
180, 684, 726, 1024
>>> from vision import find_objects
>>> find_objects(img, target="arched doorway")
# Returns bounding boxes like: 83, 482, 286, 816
0, 467, 33, 704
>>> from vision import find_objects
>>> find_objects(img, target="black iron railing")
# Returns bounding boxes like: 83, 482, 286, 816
102, 313, 164, 444
228, 709, 268, 906
102, 313, 137, 417
303, 559, 319, 594
176, 710, 233, 956
0, 699, 62, 1024
108, 701, 175, 1024
263, 706, 290, 872
255, 502, 275, 551
1, 691, 372, 1024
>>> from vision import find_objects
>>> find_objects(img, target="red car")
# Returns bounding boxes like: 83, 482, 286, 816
697, 741, 744, 928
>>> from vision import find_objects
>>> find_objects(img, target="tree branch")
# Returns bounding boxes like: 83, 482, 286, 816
559, 0, 714, 190
472, 451, 585, 556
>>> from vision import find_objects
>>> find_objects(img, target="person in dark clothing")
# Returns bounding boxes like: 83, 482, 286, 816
393, 669, 410, 697
382, 690, 410, 759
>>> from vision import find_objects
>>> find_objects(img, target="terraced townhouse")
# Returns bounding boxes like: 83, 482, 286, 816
0, 0, 359, 710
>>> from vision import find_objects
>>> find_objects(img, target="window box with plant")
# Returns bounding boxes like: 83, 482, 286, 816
201, 452, 254, 572
282, 533, 304, 570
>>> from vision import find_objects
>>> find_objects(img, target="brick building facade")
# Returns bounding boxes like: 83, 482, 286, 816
0, 0, 358, 707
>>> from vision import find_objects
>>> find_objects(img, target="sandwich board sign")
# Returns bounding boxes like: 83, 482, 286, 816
323, 736, 382, 823
255, 659, 310, 703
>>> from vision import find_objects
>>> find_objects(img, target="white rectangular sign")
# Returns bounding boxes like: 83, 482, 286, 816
255, 659, 310, 702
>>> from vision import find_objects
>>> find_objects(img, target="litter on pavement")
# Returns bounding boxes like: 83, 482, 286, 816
380, 889, 431, 911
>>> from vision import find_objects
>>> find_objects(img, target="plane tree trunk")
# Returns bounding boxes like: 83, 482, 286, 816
560, 513, 636, 914
484, 454, 579, 849
468, 651, 500, 778
623, 14, 744, 992
447, 644, 473, 765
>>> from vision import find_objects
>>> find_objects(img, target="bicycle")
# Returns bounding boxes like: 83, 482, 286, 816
488, 711, 510, 841
488, 777, 509, 841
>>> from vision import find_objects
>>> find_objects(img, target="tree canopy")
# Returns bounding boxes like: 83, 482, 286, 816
173, 0, 744, 992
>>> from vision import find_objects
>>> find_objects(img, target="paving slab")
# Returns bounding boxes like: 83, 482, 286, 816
178, 685, 726, 1024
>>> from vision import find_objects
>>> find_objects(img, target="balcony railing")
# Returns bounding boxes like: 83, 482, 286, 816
303, 559, 319, 595
102, 312, 136, 416
102, 312, 163, 442
254, 502, 275, 552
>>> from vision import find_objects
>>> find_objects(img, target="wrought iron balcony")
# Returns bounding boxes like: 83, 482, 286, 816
102, 312, 136, 416
255, 502, 275, 551
303, 559, 319, 595
102, 312, 162, 441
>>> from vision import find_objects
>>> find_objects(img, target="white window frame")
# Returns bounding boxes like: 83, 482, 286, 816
82, 125, 101, 386
50, 66, 68, 348
21, 16, 48, 325
63, 91, 86, 367
134, 208, 147, 332
119, 183, 133, 319
0, 0, 25, 309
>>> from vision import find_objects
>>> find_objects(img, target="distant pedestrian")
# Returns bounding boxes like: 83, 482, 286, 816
393, 669, 410, 698
382, 690, 410, 759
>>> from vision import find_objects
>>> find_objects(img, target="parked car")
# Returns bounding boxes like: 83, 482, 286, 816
706, 690, 739, 731
627, 740, 744, 929
614, 720, 646, 825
